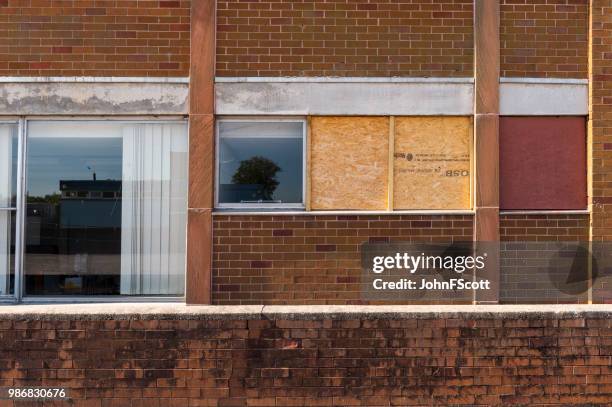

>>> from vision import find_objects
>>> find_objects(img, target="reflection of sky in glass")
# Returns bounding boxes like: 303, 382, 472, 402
27, 138, 122, 198
219, 137, 303, 203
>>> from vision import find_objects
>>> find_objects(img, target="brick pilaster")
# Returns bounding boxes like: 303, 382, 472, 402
186, 0, 216, 304
473, 0, 500, 304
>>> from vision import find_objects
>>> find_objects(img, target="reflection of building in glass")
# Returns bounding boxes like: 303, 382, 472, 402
25, 179, 122, 295
59, 180, 122, 228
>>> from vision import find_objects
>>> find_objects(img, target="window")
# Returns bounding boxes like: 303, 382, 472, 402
0, 123, 17, 297
216, 119, 305, 209
5, 120, 189, 298
500, 117, 587, 210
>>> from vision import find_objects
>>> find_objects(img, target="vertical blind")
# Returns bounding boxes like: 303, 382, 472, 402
0, 125, 13, 295
120, 123, 188, 295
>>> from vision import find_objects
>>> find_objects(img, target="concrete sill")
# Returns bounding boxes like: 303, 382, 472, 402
0, 303, 610, 320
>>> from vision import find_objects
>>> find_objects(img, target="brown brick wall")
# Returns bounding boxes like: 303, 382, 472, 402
1, 314, 612, 406
591, 0, 612, 240
0, 0, 190, 77
500, 0, 589, 78
500, 214, 590, 241
213, 214, 473, 305
500, 214, 591, 304
216, 0, 474, 77
590, 0, 612, 303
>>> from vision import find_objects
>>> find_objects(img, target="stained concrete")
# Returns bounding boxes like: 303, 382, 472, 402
215, 78, 588, 117
215, 80, 474, 116
0, 81, 189, 115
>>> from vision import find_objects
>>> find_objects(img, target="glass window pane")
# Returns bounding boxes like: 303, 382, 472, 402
0, 123, 17, 296
24, 121, 187, 296
0, 124, 17, 208
0, 211, 16, 296
218, 121, 304, 205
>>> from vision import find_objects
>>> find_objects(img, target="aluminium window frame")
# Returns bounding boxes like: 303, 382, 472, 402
3, 116, 189, 303
215, 117, 307, 210
0, 119, 21, 302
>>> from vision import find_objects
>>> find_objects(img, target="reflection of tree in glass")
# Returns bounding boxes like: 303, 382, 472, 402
27, 193, 61, 204
232, 156, 281, 200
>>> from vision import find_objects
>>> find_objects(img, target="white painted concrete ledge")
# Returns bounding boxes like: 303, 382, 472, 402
0, 303, 609, 320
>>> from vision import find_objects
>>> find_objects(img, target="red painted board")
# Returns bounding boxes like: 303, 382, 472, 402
500, 117, 587, 210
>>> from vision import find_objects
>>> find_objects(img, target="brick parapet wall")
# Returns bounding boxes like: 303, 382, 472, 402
216, 0, 474, 77
212, 214, 473, 305
500, 0, 589, 78
1, 308, 611, 406
0, 0, 190, 77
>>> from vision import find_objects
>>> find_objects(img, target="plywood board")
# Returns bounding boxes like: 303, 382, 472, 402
310, 117, 389, 210
394, 117, 472, 210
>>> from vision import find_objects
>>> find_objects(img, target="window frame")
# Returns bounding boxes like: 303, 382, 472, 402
1, 117, 189, 303
0, 120, 20, 301
215, 117, 307, 210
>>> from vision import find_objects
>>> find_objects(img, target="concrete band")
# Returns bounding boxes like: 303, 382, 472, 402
0, 303, 610, 320
0, 81, 189, 115
0, 78, 587, 117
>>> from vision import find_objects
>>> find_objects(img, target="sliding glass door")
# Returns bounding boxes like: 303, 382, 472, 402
1, 119, 188, 299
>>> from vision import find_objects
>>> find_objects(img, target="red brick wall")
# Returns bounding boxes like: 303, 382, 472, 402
216, 0, 474, 77
1, 314, 611, 406
0, 0, 190, 77
500, 0, 589, 78
213, 214, 473, 305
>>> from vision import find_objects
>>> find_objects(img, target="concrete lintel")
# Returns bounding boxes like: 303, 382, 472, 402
215, 81, 474, 116
500, 81, 588, 115
0, 81, 189, 115
0, 303, 609, 320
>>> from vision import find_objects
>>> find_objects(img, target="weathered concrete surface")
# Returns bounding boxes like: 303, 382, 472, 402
500, 79, 588, 115
215, 79, 474, 115
0, 303, 609, 320
215, 78, 588, 117
0, 81, 189, 115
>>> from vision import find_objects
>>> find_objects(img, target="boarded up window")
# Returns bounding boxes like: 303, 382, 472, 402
310, 117, 389, 210
500, 117, 587, 210
393, 117, 472, 210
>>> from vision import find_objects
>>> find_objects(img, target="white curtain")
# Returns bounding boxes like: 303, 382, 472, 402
120, 123, 188, 295
0, 125, 13, 296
